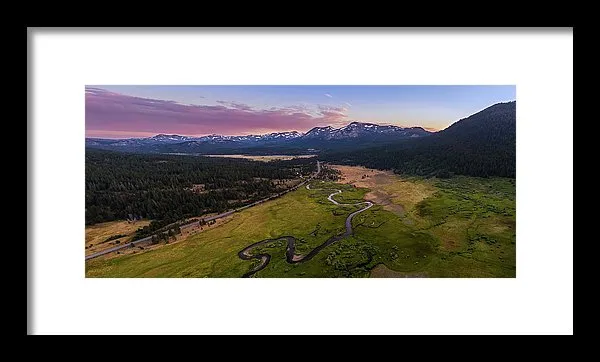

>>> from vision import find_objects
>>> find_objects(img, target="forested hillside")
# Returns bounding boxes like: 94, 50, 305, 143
85, 150, 316, 228
322, 101, 516, 178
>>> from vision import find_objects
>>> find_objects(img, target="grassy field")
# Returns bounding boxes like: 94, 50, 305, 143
86, 182, 363, 277
85, 220, 150, 256
86, 166, 515, 278
350, 176, 515, 277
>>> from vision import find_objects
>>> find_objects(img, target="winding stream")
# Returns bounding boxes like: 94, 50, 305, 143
237, 183, 373, 277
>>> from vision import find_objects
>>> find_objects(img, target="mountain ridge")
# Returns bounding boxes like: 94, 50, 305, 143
85, 121, 434, 153
322, 101, 516, 178
87, 121, 432, 142
85, 101, 516, 177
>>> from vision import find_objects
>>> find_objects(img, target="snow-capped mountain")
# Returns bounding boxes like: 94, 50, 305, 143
190, 131, 302, 143
260, 131, 303, 141
303, 126, 335, 139
85, 122, 433, 153
150, 134, 194, 142
86, 134, 193, 148
304, 122, 430, 140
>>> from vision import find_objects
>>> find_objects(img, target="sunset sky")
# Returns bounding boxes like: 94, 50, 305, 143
85, 85, 516, 138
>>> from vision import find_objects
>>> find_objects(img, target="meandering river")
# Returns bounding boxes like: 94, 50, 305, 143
237, 183, 373, 277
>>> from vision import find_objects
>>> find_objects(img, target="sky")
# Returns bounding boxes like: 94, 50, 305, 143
85, 85, 515, 138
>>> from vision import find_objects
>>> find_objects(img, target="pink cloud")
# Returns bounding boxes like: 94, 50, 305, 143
85, 87, 348, 137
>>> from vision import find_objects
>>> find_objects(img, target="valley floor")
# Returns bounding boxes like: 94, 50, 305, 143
85, 165, 515, 278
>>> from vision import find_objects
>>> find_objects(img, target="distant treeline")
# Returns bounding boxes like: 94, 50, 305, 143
85, 150, 316, 228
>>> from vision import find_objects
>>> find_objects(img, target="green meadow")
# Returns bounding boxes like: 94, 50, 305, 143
86, 174, 515, 278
